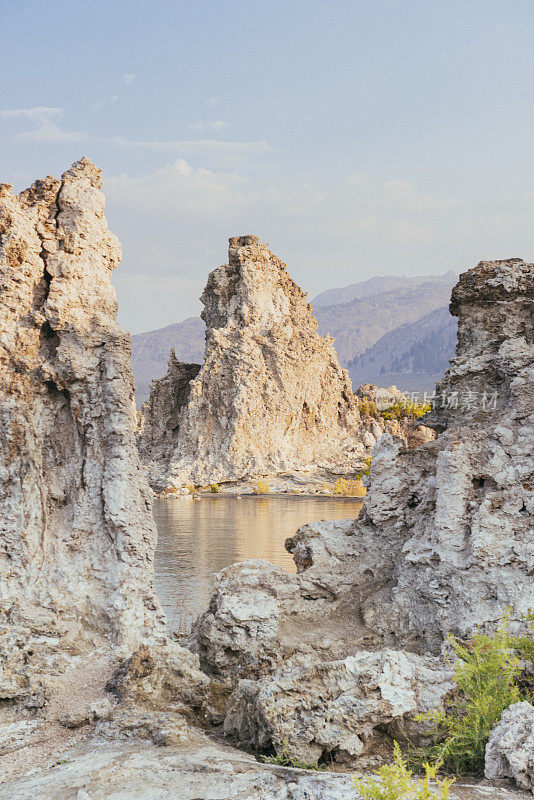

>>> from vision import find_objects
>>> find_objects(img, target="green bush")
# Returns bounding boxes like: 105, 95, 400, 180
512, 610, 534, 665
260, 741, 324, 771
353, 743, 453, 800
380, 402, 430, 421
412, 614, 530, 775
359, 399, 379, 418
209, 483, 220, 493
355, 456, 373, 480
334, 477, 367, 497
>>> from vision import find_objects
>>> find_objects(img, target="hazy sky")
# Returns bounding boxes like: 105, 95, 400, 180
2, 0, 534, 332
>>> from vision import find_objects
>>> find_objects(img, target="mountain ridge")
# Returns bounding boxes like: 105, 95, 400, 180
131, 271, 458, 402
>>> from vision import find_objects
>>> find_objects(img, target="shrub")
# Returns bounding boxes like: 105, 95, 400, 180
334, 477, 366, 497
186, 483, 195, 494
512, 610, 534, 667
261, 741, 324, 771
380, 402, 431, 421
412, 614, 529, 775
254, 480, 270, 494
353, 743, 453, 800
355, 456, 373, 480
209, 483, 220, 493
359, 399, 379, 418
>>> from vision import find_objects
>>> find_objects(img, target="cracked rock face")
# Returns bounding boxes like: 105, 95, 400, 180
224, 649, 454, 767
139, 236, 371, 488
190, 259, 534, 766
0, 160, 205, 733
485, 702, 534, 793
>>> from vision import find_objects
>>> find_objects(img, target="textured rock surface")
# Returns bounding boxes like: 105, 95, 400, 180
224, 649, 453, 766
139, 236, 372, 488
0, 160, 206, 780
485, 702, 534, 793
4, 738, 529, 800
190, 259, 534, 765
137, 349, 200, 464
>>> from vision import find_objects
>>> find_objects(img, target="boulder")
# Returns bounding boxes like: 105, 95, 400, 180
485, 702, 534, 793
224, 649, 453, 767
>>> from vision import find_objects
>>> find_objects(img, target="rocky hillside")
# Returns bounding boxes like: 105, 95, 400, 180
313, 274, 456, 364
348, 306, 458, 394
131, 272, 457, 402
0, 159, 207, 780
312, 270, 456, 307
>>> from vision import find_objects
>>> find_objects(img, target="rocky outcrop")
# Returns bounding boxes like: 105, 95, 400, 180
224, 649, 453, 767
190, 258, 534, 766
139, 236, 372, 488
485, 702, 534, 793
0, 160, 206, 776
137, 349, 200, 463
5, 740, 529, 800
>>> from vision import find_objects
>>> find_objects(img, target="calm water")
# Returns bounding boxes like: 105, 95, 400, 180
153, 496, 362, 634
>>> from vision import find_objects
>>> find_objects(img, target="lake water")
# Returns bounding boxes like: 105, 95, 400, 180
153, 496, 363, 634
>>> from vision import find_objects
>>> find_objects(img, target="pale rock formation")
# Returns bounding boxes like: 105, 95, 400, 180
137, 349, 200, 465
139, 236, 370, 488
485, 702, 534, 793
224, 649, 453, 766
5, 739, 530, 800
355, 383, 435, 448
0, 160, 206, 772
190, 258, 534, 766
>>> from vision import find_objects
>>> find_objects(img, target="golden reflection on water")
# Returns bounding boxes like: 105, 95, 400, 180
153, 496, 363, 634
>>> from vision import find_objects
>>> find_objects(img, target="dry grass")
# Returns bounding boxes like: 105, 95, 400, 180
322, 478, 367, 497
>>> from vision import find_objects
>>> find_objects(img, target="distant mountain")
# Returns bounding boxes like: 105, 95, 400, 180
312, 271, 457, 308
348, 306, 457, 396
131, 317, 205, 402
313, 273, 456, 365
130, 271, 458, 402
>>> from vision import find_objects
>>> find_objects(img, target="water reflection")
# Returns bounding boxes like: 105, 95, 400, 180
153, 496, 362, 634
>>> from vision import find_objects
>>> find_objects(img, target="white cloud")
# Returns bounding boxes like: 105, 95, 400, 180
91, 95, 119, 111
2, 106, 63, 120
111, 135, 271, 154
103, 157, 534, 333
17, 124, 86, 143
123, 73, 135, 83
205, 97, 222, 107
188, 120, 227, 132
1, 106, 86, 143
107, 158, 250, 217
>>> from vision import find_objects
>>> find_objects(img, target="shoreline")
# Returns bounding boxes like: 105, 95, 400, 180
155, 492, 365, 501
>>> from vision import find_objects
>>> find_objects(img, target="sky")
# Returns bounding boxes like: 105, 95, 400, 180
2, 0, 534, 333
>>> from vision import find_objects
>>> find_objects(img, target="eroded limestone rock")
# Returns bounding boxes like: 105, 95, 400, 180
224, 649, 454, 767
139, 236, 374, 488
6, 738, 529, 800
485, 702, 534, 793
0, 160, 206, 770
190, 259, 534, 767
